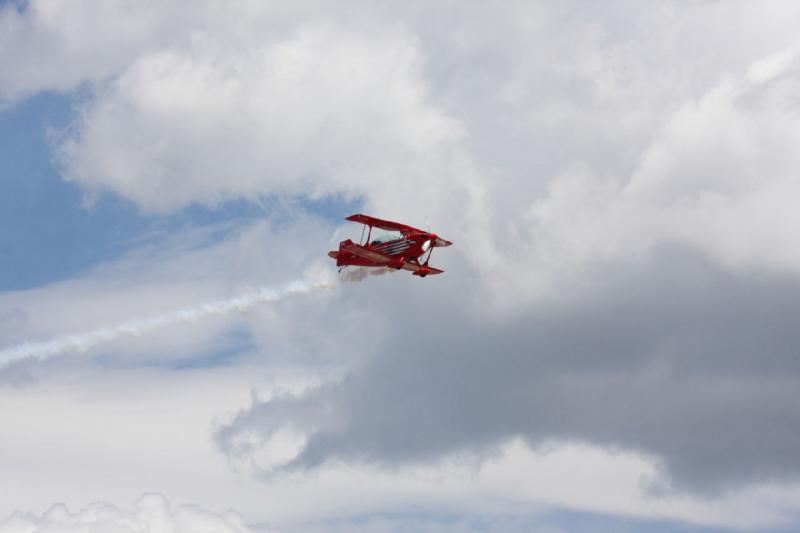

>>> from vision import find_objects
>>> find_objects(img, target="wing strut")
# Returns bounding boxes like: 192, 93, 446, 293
423, 244, 433, 266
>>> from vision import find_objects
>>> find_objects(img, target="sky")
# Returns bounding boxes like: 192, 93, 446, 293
2, 1, 800, 531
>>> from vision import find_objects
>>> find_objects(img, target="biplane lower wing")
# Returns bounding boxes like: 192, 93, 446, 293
339, 244, 444, 275
401, 262, 444, 275
340, 243, 392, 265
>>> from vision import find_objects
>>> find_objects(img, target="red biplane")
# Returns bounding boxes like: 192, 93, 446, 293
328, 214, 453, 277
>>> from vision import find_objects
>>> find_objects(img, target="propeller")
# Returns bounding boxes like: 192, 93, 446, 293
421, 233, 437, 266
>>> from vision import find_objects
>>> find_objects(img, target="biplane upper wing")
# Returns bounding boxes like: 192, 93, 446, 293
346, 214, 422, 235
340, 242, 392, 265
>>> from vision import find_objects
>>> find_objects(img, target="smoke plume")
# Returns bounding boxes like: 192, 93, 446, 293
0, 281, 335, 368
339, 267, 395, 283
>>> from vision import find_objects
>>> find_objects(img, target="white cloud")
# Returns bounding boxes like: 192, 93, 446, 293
0, 493, 251, 533
7, 1, 800, 530
25, 0, 800, 315
0, 0, 194, 104
482, 50, 800, 311
56, 23, 469, 216
2, 363, 799, 531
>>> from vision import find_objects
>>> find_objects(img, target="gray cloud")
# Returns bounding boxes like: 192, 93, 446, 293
191, 2, 800, 497
218, 244, 800, 493
6, 0, 800, 518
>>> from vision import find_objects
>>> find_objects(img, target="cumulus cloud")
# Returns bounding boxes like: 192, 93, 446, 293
215, 248, 800, 492
57, 24, 463, 212
4, 363, 800, 531
201, 3, 800, 495
7, 0, 800, 526
0, 493, 251, 533
0, 0, 192, 104
30, 0, 800, 303
490, 56, 800, 308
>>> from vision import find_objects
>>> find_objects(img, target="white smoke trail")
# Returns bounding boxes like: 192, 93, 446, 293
339, 267, 395, 283
0, 280, 336, 368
